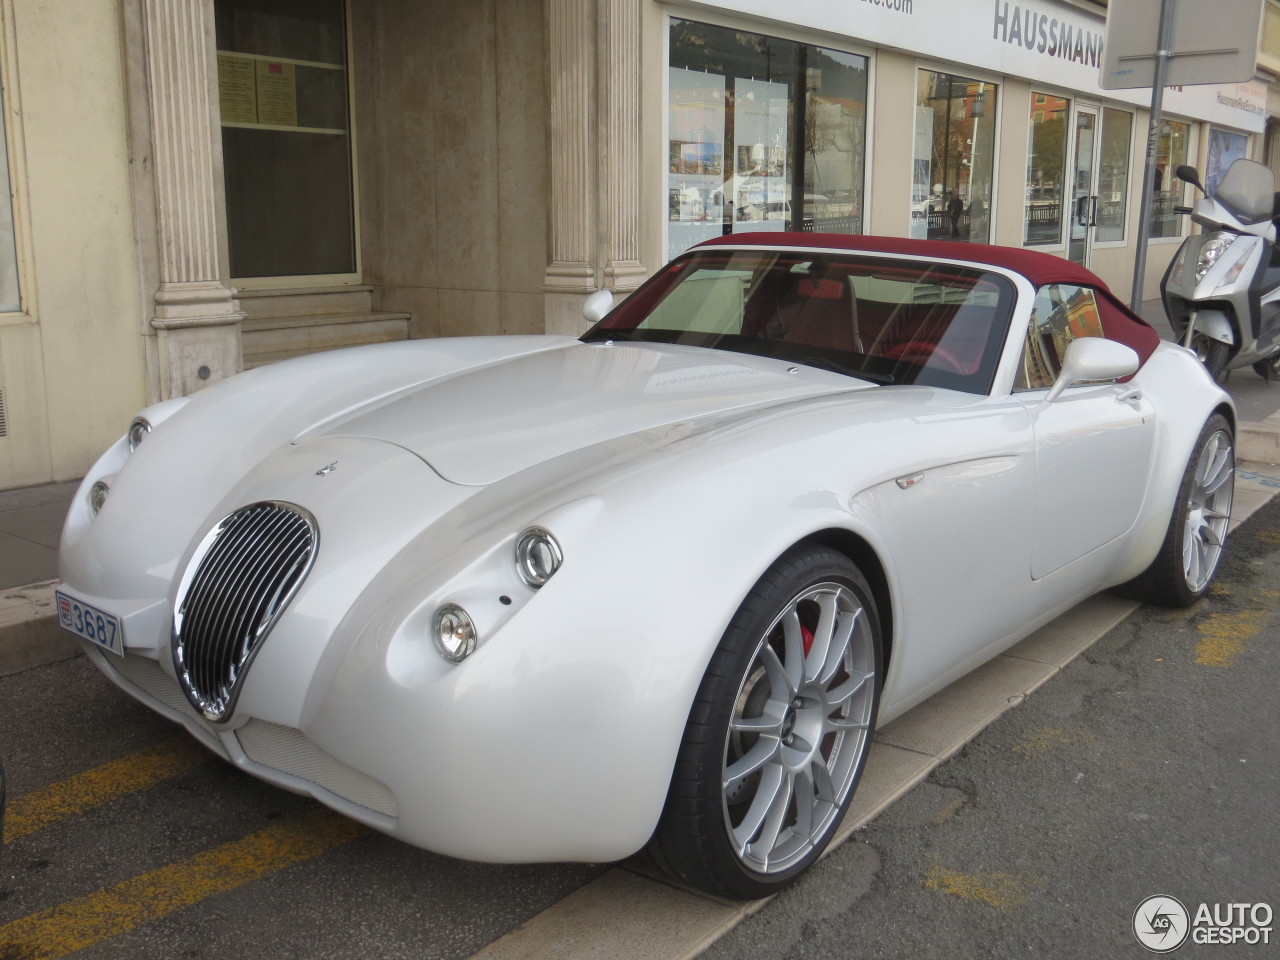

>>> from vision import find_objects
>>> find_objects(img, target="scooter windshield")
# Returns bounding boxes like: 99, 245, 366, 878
1213, 158, 1276, 225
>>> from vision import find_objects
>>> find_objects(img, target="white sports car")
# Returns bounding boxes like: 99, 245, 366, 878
58, 234, 1234, 899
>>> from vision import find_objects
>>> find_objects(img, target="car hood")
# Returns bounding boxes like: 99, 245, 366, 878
304, 340, 872, 485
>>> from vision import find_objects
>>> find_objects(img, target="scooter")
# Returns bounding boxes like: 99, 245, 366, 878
1161, 157, 1280, 381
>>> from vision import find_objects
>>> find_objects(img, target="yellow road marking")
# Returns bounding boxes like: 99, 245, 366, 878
924, 865, 1042, 910
1011, 727, 1097, 758
0, 809, 367, 960
1195, 608, 1269, 668
932, 794, 967, 824
2, 737, 208, 844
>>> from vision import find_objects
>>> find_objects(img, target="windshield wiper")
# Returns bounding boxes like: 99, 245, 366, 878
800, 356, 894, 384
582, 329, 651, 343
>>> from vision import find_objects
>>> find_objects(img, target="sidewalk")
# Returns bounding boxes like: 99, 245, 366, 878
3, 302, 1280, 676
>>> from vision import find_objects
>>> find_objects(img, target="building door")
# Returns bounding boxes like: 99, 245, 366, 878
1069, 105, 1100, 267
214, 0, 357, 285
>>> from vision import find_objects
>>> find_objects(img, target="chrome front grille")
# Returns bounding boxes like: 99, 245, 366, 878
173, 501, 318, 722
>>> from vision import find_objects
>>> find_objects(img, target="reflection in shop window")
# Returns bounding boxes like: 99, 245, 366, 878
913, 70, 998, 244
1095, 108, 1132, 243
1025, 92, 1070, 246
667, 18, 867, 259
1150, 119, 1190, 239
1205, 128, 1249, 196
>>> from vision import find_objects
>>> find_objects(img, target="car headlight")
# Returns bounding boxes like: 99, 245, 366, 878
1195, 235, 1235, 283
515, 528, 563, 588
127, 417, 152, 451
89, 480, 110, 517
432, 604, 477, 662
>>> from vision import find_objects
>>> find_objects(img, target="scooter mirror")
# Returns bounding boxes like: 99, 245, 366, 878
1176, 165, 1203, 191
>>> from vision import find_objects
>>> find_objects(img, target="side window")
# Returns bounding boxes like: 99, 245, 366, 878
1015, 284, 1104, 390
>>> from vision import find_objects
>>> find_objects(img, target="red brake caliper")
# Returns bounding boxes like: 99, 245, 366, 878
801, 624, 815, 657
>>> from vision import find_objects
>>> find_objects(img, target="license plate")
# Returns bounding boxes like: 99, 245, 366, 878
56, 590, 125, 657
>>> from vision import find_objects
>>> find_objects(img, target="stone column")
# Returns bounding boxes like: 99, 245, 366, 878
544, 0, 596, 303
544, 0, 648, 335
142, 0, 242, 398
599, 0, 646, 293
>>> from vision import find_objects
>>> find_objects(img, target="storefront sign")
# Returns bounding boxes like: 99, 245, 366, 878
674, 0, 1264, 130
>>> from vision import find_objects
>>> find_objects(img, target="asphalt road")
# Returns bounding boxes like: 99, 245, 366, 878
701, 494, 1280, 959
0, 658, 607, 960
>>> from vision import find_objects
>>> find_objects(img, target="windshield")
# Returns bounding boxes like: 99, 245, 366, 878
581, 249, 1017, 395
1213, 158, 1276, 225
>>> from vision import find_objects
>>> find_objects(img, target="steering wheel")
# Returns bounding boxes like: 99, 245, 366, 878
882, 340, 966, 374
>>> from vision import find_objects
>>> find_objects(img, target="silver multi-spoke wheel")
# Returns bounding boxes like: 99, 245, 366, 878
1120, 414, 1234, 608
722, 582, 876, 874
1182, 427, 1233, 593
651, 546, 882, 900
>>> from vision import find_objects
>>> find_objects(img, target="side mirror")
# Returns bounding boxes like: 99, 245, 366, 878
1045, 338, 1139, 403
1176, 164, 1203, 192
582, 289, 615, 324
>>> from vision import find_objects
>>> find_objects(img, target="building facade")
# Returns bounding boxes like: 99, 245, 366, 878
0, 0, 1275, 490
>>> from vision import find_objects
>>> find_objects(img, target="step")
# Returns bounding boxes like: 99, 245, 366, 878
242, 310, 411, 367
236, 285, 375, 321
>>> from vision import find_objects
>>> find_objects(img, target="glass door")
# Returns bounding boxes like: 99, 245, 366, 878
1069, 106, 1099, 266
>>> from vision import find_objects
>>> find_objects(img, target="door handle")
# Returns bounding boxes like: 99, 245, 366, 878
1116, 387, 1143, 403
1089, 195, 1098, 227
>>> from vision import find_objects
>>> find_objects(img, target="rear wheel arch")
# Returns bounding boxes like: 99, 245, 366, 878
1213, 402, 1236, 438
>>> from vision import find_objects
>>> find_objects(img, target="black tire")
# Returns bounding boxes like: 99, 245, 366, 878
1193, 334, 1231, 382
1119, 414, 1234, 607
649, 545, 882, 900
1252, 354, 1280, 381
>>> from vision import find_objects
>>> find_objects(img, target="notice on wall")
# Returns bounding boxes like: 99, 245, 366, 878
256, 61, 297, 127
217, 54, 257, 124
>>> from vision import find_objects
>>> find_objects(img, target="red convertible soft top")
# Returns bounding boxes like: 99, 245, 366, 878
696, 232, 1115, 292
694, 231, 1161, 363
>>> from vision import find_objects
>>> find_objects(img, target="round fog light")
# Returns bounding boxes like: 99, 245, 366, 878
432, 604, 477, 662
89, 480, 110, 517
515, 528, 563, 588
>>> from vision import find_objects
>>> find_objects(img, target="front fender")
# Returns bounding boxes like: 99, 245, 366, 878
303, 430, 900, 863
1194, 308, 1236, 346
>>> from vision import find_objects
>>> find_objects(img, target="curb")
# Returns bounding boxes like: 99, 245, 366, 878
0, 580, 79, 678
1237, 413, 1280, 464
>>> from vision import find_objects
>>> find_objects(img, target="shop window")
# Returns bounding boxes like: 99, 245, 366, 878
1095, 108, 1132, 243
215, 0, 355, 280
667, 19, 868, 259
1025, 92, 1070, 246
1205, 127, 1250, 195
912, 71, 998, 243
1150, 119, 1191, 239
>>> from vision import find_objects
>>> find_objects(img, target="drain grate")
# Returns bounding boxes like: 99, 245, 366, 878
0, 387, 7, 437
